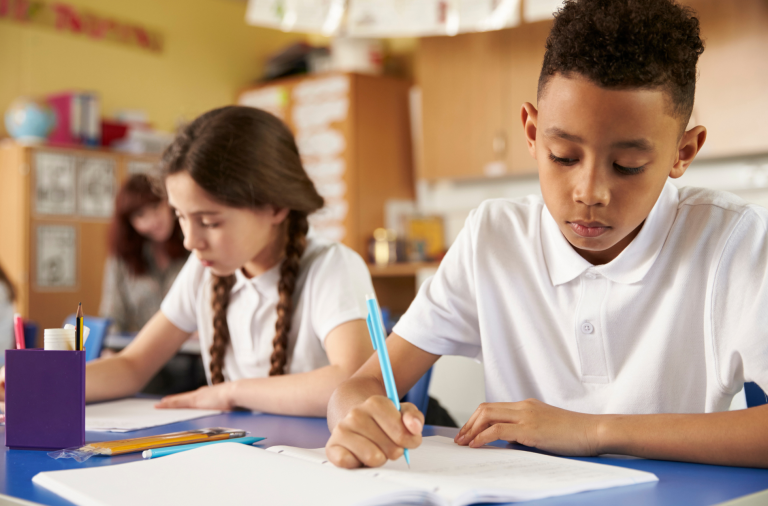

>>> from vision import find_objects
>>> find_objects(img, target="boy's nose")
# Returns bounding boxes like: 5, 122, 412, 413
573, 165, 610, 207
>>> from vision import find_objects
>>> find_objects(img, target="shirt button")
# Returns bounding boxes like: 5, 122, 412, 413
585, 270, 597, 280
581, 321, 595, 334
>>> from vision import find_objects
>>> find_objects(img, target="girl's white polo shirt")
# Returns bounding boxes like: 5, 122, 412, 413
394, 182, 768, 414
161, 234, 373, 383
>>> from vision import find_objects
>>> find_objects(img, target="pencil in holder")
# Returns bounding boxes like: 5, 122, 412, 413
5, 349, 85, 450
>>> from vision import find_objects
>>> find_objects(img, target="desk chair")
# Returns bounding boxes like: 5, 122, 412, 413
745, 382, 767, 407
402, 367, 433, 415
63, 315, 112, 362
22, 321, 38, 349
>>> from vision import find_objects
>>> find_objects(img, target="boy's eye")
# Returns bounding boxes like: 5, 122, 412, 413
613, 163, 645, 175
548, 152, 579, 166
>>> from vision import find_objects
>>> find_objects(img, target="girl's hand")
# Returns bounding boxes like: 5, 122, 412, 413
0, 366, 5, 401
155, 383, 235, 411
326, 396, 424, 469
455, 399, 602, 456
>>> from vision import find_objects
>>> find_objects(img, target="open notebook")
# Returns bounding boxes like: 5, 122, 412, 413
33, 436, 656, 506
85, 399, 222, 432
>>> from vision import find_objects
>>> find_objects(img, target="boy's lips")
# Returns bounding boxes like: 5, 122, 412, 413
568, 220, 610, 238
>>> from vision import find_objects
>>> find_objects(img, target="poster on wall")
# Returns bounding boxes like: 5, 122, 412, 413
34, 152, 77, 216
78, 157, 116, 218
127, 160, 156, 175
36, 225, 77, 289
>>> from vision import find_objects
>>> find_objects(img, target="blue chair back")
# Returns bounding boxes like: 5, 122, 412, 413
63, 315, 112, 362
745, 382, 767, 408
401, 367, 433, 415
22, 321, 38, 349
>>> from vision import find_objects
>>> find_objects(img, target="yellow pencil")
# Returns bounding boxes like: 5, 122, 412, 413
75, 302, 83, 351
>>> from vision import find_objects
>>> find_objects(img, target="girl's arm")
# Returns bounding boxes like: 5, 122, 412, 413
155, 319, 377, 417
86, 311, 191, 402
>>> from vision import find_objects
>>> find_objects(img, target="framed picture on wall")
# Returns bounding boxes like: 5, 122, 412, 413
35, 225, 77, 289
34, 152, 77, 216
78, 157, 116, 218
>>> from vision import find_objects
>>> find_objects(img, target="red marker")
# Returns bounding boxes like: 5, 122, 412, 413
13, 313, 24, 349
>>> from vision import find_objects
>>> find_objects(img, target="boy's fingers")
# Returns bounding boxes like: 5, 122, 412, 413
469, 423, 514, 448
367, 397, 423, 449
401, 403, 424, 435
326, 444, 363, 469
460, 405, 519, 445
332, 431, 389, 468
456, 406, 484, 444
341, 407, 404, 461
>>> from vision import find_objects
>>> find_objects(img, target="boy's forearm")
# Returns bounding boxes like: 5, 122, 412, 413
597, 405, 768, 467
327, 375, 387, 430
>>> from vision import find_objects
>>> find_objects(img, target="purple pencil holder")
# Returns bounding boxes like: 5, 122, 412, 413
5, 349, 85, 450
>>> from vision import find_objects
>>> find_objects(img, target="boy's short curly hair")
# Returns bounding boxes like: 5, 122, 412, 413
538, 0, 705, 125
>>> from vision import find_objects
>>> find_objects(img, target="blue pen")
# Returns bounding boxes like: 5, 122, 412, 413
365, 294, 411, 468
141, 436, 265, 459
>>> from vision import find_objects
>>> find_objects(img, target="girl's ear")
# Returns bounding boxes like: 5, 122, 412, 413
271, 206, 291, 225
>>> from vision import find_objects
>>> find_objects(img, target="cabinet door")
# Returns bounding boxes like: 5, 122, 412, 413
419, 26, 548, 181
501, 21, 552, 175
686, 0, 768, 158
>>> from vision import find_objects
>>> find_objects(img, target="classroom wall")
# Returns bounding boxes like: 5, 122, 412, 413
0, 0, 306, 135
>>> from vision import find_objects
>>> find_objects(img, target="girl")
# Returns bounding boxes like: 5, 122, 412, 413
100, 174, 188, 332
84, 106, 375, 416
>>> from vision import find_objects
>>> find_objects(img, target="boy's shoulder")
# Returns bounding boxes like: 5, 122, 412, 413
676, 186, 768, 230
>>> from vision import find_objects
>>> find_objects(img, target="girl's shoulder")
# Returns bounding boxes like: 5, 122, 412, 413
299, 233, 370, 284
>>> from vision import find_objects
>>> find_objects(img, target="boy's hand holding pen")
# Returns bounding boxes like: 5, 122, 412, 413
326, 394, 424, 469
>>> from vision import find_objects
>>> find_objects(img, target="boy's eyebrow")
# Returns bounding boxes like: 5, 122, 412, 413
544, 127, 584, 143
610, 138, 654, 152
544, 127, 654, 151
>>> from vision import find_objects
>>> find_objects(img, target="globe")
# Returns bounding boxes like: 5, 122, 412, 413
4, 97, 56, 144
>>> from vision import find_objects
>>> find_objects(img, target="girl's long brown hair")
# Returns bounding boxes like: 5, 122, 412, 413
160, 106, 324, 383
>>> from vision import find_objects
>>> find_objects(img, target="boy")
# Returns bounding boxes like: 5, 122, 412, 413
326, 0, 768, 468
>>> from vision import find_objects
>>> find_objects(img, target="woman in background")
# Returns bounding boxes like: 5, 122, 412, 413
0, 264, 15, 358
100, 174, 188, 332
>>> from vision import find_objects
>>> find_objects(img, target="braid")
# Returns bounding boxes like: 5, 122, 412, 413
269, 211, 308, 376
209, 274, 236, 384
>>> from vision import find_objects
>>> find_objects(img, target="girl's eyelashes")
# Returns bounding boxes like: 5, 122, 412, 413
201, 221, 220, 229
548, 152, 579, 166
613, 163, 645, 175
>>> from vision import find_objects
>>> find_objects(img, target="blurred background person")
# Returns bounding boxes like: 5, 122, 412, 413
100, 173, 188, 333
0, 263, 15, 362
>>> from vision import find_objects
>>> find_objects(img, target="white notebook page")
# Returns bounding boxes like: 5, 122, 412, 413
85, 398, 222, 432
270, 436, 658, 505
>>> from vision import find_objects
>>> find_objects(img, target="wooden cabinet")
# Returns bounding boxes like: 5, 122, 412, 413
417, 0, 768, 181
417, 22, 550, 181
238, 73, 415, 258
0, 142, 156, 337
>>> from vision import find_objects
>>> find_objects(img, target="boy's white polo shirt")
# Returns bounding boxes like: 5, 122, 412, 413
161, 234, 373, 384
394, 182, 768, 414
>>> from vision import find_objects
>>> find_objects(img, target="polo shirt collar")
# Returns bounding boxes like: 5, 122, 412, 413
230, 261, 282, 296
542, 181, 680, 286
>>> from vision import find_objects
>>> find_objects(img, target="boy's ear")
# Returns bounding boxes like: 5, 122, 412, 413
670, 125, 707, 179
521, 103, 539, 160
